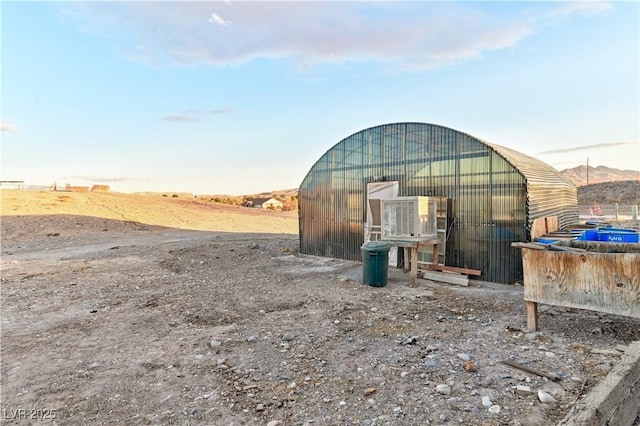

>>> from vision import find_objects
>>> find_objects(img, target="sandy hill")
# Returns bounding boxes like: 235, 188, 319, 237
251, 188, 298, 198
561, 165, 639, 187
0, 190, 298, 234
198, 189, 298, 201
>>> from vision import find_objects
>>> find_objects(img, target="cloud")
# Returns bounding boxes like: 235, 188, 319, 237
539, 141, 632, 155
163, 108, 233, 123
208, 13, 231, 27
543, 1, 613, 20
59, 176, 141, 183
208, 108, 232, 115
57, 2, 614, 69
1, 121, 17, 132
163, 114, 202, 123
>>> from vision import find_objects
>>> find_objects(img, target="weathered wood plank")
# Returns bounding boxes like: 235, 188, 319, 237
421, 263, 482, 276
410, 247, 418, 287
512, 242, 548, 250
500, 359, 561, 381
512, 241, 586, 252
432, 244, 439, 267
521, 249, 640, 319
403, 247, 410, 272
568, 240, 640, 253
531, 216, 559, 240
560, 341, 640, 426
421, 270, 469, 286
547, 245, 587, 253
526, 301, 538, 332
383, 238, 439, 248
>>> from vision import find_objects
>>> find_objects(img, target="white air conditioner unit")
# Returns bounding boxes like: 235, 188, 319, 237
381, 196, 438, 242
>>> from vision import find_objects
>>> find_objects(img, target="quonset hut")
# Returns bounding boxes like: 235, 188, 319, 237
298, 122, 578, 284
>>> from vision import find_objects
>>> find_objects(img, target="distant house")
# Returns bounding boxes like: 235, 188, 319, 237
247, 197, 283, 210
91, 185, 110, 192
66, 186, 90, 192
0, 180, 24, 189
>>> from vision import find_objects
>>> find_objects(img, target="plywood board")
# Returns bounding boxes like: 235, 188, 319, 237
531, 216, 559, 240
521, 249, 640, 319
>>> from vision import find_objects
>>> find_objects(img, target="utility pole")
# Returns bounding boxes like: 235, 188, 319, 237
586, 157, 589, 185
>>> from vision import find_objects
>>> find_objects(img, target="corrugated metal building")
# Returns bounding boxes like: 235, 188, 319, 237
298, 122, 578, 284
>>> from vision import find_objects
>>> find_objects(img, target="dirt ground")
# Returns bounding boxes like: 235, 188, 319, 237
1, 190, 639, 425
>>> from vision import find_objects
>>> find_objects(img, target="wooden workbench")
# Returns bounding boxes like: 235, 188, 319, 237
385, 237, 440, 287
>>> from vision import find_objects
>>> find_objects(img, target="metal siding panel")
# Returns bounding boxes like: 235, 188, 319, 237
299, 122, 578, 284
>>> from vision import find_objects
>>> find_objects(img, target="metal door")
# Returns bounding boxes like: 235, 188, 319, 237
365, 181, 399, 266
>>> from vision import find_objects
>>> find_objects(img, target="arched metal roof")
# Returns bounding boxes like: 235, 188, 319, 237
485, 140, 575, 188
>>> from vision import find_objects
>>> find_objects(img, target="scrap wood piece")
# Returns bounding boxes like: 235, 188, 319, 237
422, 263, 482, 276
547, 245, 587, 252
20, 273, 45, 281
511, 242, 586, 253
511, 242, 548, 250
590, 348, 624, 356
500, 359, 562, 382
420, 270, 469, 287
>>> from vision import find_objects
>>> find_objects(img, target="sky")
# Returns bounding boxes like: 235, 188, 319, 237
1, 1, 639, 195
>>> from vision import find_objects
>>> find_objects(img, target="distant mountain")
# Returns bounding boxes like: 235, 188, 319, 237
560, 165, 640, 187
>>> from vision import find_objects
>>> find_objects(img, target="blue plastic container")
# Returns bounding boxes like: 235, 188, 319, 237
577, 229, 598, 241
597, 231, 639, 243
535, 238, 559, 245
600, 227, 637, 233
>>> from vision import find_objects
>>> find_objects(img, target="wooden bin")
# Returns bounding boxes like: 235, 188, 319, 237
515, 242, 640, 332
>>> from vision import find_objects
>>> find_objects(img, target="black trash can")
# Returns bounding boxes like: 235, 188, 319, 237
361, 241, 391, 287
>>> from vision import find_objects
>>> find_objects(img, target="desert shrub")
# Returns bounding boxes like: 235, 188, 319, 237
282, 197, 298, 211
